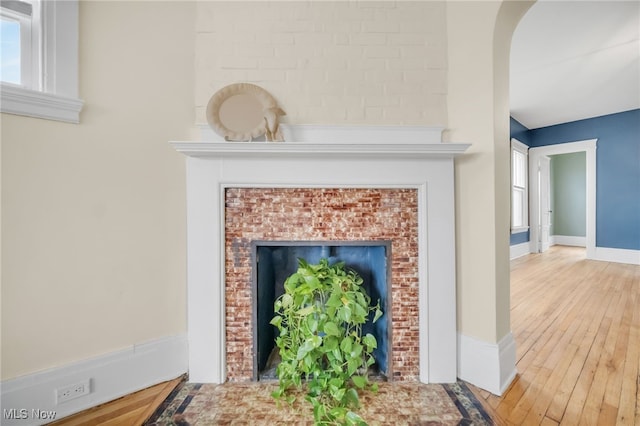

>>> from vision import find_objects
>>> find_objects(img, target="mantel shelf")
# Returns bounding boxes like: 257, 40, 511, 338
170, 141, 471, 158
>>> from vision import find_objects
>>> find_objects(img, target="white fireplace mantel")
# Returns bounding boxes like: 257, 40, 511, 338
171, 141, 470, 158
172, 134, 470, 385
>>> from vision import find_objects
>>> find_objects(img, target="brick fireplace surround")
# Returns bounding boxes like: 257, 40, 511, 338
226, 187, 419, 381
172, 125, 469, 385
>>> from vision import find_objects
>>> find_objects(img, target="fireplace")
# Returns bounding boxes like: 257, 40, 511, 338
172, 126, 469, 385
251, 241, 391, 380
225, 187, 419, 380
224, 187, 419, 381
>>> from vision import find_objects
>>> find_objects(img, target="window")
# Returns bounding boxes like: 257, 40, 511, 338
1, 0, 40, 88
0, 0, 82, 123
0, 17, 21, 84
511, 138, 529, 233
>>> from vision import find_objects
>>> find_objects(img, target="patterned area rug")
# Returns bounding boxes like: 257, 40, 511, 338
145, 380, 493, 425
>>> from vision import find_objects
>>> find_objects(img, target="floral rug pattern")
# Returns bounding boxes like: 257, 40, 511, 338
146, 380, 493, 425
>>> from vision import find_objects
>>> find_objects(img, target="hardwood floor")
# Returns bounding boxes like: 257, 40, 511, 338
48, 246, 639, 425
48, 377, 182, 426
471, 245, 640, 425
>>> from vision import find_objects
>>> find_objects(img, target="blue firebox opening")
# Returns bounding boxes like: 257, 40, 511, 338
253, 241, 390, 380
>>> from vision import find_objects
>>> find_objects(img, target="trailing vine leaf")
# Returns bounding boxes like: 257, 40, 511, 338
271, 257, 383, 425
351, 375, 367, 389
373, 306, 383, 323
362, 334, 377, 350
345, 411, 368, 426
270, 316, 282, 328
324, 321, 341, 337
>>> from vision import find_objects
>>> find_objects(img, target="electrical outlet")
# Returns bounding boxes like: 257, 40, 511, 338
56, 379, 91, 404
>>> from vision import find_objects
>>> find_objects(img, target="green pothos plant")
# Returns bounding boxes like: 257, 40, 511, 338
270, 258, 383, 425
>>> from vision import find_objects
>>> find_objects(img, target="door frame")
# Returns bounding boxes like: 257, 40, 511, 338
538, 155, 551, 252
529, 139, 597, 258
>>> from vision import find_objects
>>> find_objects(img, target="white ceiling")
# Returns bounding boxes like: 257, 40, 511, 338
510, 0, 640, 130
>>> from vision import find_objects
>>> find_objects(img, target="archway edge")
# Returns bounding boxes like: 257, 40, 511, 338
449, 0, 535, 396
493, 0, 537, 342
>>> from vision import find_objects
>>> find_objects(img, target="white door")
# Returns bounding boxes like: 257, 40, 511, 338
538, 156, 552, 252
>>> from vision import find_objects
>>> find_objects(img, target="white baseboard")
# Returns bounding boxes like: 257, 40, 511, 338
457, 332, 516, 396
592, 247, 640, 265
510, 242, 531, 260
1, 334, 188, 426
551, 235, 586, 247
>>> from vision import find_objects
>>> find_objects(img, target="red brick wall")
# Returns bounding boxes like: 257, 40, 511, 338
225, 188, 419, 381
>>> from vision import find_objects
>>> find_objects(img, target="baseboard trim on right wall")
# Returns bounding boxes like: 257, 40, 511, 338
457, 332, 516, 396
592, 247, 640, 265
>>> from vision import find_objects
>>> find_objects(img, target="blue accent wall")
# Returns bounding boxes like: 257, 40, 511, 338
531, 109, 640, 250
510, 231, 530, 245
510, 117, 533, 146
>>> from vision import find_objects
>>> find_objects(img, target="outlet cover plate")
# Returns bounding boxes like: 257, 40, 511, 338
56, 379, 91, 404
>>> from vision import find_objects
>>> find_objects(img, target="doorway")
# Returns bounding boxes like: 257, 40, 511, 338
529, 139, 597, 258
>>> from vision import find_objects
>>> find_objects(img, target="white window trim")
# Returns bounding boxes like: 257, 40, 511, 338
0, 0, 83, 123
1, 0, 40, 88
511, 138, 530, 234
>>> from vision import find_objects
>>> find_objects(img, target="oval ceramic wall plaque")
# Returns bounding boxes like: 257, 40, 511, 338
206, 83, 285, 142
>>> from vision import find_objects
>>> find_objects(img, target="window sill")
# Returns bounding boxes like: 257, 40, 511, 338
1, 83, 83, 124
511, 226, 530, 234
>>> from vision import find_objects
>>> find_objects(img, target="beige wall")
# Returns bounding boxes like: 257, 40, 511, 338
448, 0, 533, 343
2, 0, 528, 381
1, 1, 194, 380
493, 1, 535, 340
195, 1, 448, 126
447, 1, 502, 344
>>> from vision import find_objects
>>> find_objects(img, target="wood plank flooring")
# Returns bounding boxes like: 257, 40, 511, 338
470, 245, 640, 425
47, 245, 639, 425
48, 377, 182, 426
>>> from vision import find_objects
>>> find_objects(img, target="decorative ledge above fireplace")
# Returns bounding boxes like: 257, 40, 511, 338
172, 127, 470, 385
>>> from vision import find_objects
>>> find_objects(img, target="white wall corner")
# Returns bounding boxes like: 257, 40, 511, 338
1, 334, 188, 426
457, 332, 517, 396
510, 242, 531, 260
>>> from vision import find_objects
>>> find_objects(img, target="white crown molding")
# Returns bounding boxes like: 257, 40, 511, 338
1, 83, 83, 124
1, 334, 187, 425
